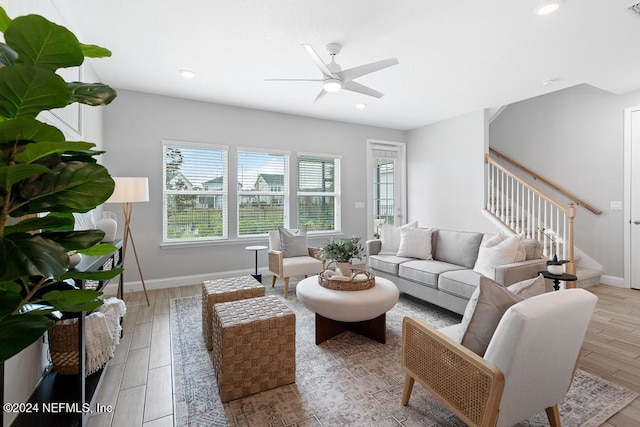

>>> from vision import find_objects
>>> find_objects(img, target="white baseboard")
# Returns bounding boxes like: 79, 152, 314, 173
600, 274, 627, 288
103, 267, 272, 295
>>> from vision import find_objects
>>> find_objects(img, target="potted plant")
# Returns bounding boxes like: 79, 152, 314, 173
322, 237, 365, 276
540, 227, 569, 275
0, 8, 120, 362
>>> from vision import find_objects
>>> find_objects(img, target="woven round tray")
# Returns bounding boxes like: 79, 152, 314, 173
318, 268, 375, 291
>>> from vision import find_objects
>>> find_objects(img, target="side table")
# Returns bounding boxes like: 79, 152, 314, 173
245, 245, 268, 282
539, 270, 578, 291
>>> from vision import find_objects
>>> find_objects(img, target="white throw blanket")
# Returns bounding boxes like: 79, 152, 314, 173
57, 297, 127, 375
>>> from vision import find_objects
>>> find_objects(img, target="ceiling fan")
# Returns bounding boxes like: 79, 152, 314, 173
265, 43, 399, 103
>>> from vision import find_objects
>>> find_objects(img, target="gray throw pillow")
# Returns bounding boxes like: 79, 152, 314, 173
459, 277, 523, 356
278, 226, 308, 258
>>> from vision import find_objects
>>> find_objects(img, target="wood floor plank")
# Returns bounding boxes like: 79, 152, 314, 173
143, 415, 174, 427
152, 313, 170, 336
111, 385, 146, 427
143, 365, 173, 422
130, 321, 153, 350
149, 333, 171, 369
121, 347, 150, 390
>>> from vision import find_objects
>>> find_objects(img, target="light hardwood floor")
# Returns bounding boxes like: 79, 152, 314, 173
87, 283, 640, 427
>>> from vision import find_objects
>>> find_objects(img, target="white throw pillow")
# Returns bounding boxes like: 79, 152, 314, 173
397, 227, 433, 260
507, 273, 547, 298
485, 232, 526, 262
278, 226, 308, 258
379, 221, 418, 254
473, 234, 523, 279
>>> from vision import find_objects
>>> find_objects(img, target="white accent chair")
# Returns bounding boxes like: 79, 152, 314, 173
401, 288, 597, 427
268, 230, 323, 297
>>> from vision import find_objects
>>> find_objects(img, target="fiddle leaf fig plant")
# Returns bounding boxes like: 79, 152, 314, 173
0, 8, 121, 362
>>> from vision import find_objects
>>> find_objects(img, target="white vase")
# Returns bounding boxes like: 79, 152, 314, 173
336, 262, 352, 277
96, 211, 117, 242
547, 264, 564, 275
69, 252, 82, 268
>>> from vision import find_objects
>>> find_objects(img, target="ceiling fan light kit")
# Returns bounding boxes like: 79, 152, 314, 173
535, 0, 563, 16
265, 42, 399, 103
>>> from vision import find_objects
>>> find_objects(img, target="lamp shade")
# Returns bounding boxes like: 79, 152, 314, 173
106, 177, 149, 203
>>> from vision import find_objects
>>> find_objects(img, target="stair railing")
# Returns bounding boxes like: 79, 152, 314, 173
484, 155, 576, 284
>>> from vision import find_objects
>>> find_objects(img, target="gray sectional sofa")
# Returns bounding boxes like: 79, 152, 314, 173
366, 228, 547, 315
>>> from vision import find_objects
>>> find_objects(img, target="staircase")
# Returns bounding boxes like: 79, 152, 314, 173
484, 151, 603, 288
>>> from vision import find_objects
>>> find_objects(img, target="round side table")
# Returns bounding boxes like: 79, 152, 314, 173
538, 270, 578, 291
245, 245, 268, 282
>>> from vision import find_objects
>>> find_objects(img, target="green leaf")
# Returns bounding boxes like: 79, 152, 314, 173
12, 161, 114, 215
0, 43, 18, 67
14, 140, 95, 164
0, 234, 68, 281
0, 281, 22, 294
80, 43, 111, 58
41, 289, 102, 310
0, 7, 11, 32
76, 243, 116, 256
0, 314, 54, 362
3, 215, 74, 235
40, 230, 104, 252
56, 268, 123, 282
0, 164, 51, 187
68, 82, 117, 106
0, 64, 70, 119
5, 14, 83, 70
0, 118, 64, 145
0, 290, 22, 320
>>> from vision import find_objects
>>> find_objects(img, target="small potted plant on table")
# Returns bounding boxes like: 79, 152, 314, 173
321, 237, 365, 277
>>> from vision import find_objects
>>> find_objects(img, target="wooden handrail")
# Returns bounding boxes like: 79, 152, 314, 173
488, 147, 602, 215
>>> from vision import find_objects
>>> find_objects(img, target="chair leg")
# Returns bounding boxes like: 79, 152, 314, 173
283, 277, 289, 298
272, 275, 276, 287
545, 405, 561, 427
401, 374, 415, 406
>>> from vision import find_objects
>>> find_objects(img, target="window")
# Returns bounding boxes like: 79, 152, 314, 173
297, 154, 341, 232
162, 141, 228, 242
237, 149, 289, 236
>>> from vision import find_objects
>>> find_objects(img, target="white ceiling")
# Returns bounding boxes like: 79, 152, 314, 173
54, 0, 640, 130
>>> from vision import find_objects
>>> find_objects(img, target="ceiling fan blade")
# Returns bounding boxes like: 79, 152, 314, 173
314, 88, 328, 103
339, 58, 399, 82
302, 44, 334, 78
264, 78, 324, 82
342, 81, 384, 98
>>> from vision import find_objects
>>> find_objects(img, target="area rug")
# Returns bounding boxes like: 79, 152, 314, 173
171, 283, 637, 427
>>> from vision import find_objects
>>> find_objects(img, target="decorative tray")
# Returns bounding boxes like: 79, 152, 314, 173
318, 267, 375, 291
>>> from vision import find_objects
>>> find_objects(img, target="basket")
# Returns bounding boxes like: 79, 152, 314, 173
318, 267, 375, 291
48, 321, 82, 375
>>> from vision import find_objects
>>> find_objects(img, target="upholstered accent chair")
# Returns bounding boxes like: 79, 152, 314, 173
268, 230, 323, 297
401, 289, 597, 427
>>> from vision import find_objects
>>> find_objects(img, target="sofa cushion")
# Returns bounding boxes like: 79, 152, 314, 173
368, 254, 414, 275
278, 225, 308, 258
397, 227, 433, 260
434, 229, 483, 269
398, 260, 465, 288
459, 277, 523, 356
473, 233, 523, 279
379, 221, 418, 254
507, 273, 547, 298
438, 269, 484, 299
524, 238, 544, 260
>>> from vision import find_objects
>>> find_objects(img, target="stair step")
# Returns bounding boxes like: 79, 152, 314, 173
575, 267, 602, 288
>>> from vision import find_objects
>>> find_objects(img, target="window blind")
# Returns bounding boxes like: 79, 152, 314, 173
297, 155, 341, 232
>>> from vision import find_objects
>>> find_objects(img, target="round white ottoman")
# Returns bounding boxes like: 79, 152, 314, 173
296, 275, 399, 344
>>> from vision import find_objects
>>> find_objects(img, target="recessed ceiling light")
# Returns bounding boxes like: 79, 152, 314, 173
535, 0, 563, 16
179, 69, 196, 79
541, 78, 560, 86
355, 103, 367, 109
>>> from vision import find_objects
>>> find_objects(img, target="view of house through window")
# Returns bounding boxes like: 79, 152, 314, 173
297, 154, 341, 232
237, 150, 289, 236
163, 141, 228, 241
372, 155, 396, 236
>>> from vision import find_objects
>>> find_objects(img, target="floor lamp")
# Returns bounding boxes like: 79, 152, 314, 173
106, 177, 150, 306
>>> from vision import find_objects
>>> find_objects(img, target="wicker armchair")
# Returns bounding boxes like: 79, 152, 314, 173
401, 289, 597, 427
268, 230, 323, 297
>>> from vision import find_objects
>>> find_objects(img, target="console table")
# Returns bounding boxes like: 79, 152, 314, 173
9, 240, 124, 427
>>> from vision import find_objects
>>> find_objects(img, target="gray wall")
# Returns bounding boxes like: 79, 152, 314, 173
406, 110, 494, 233
102, 90, 405, 287
490, 83, 640, 278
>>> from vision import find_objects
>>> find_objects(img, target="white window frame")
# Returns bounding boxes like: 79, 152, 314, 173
296, 151, 341, 233
236, 147, 290, 237
162, 140, 229, 243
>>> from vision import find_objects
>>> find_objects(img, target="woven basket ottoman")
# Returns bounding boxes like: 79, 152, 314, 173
211, 295, 296, 403
202, 276, 265, 351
